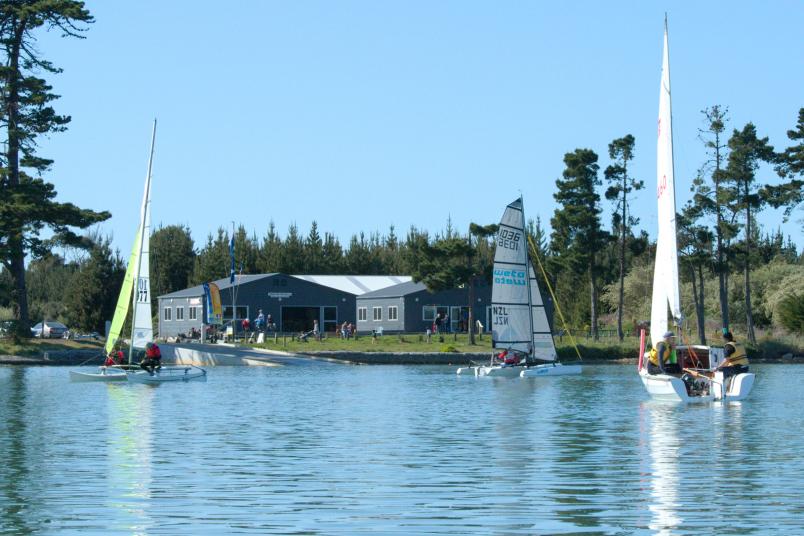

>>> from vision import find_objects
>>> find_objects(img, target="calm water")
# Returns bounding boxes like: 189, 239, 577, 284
0, 363, 802, 535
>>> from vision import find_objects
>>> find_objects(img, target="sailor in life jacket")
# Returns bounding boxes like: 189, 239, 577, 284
716, 331, 749, 379
647, 331, 677, 375
140, 342, 162, 375
498, 349, 520, 367
104, 348, 124, 367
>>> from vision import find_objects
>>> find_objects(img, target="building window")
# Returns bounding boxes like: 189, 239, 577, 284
373, 307, 382, 321
163, 307, 172, 321
358, 307, 367, 321
223, 306, 249, 321
189, 306, 198, 321
176, 307, 184, 321
388, 306, 398, 321
422, 305, 449, 322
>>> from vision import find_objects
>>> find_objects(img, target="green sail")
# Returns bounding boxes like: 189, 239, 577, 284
105, 227, 142, 354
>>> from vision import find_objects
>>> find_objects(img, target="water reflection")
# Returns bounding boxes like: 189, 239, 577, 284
0, 368, 33, 534
106, 384, 153, 533
641, 401, 683, 535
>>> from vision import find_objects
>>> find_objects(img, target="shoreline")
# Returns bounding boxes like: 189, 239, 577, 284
1, 348, 800, 366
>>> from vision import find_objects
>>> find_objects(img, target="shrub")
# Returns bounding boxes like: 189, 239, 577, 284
777, 294, 804, 334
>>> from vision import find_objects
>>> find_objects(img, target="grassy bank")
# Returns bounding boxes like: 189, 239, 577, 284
0, 338, 103, 358
249, 331, 802, 362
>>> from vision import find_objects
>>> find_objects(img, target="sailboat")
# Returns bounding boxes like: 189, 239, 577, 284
637, 20, 753, 402
457, 197, 581, 377
70, 121, 206, 383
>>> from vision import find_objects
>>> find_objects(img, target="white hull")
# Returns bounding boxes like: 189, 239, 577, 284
69, 367, 129, 382
458, 363, 581, 377
126, 366, 207, 383
639, 368, 754, 402
520, 363, 582, 377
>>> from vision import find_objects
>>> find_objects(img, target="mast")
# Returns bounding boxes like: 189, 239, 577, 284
128, 119, 157, 364
522, 197, 535, 361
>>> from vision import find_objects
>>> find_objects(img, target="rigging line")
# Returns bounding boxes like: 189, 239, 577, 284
527, 235, 582, 362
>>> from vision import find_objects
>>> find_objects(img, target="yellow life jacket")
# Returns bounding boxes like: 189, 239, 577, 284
725, 342, 749, 366
649, 343, 671, 366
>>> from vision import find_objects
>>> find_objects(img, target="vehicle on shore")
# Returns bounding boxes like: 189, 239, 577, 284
31, 321, 68, 339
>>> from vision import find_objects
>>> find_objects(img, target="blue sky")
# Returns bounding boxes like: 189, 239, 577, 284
33, 1, 803, 260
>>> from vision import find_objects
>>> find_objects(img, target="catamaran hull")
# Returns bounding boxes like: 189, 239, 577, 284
69, 368, 128, 382
461, 363, 582, 377
639, 368, 754, 402
520, 363, 582, 377
475, 365, 523, 377
126, 366, 207, 383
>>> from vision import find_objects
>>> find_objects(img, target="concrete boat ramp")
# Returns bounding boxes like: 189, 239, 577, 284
162, 343, 334, 367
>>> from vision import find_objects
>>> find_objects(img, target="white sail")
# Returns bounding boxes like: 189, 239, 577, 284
529, 262, 557, 361
491, 198, 532, 355
650, 23, 682, 348
132, 178, 153, 349
130, 121, 156, 351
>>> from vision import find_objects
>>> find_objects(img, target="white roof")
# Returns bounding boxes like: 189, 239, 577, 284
291, 275, 412, 296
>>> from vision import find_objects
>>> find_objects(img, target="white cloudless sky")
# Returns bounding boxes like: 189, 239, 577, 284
31, 0, 804, 260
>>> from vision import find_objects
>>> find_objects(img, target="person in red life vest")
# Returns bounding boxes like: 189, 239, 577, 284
104, 348, 124, 367
140, 342, 162, 375
497, 348, 519, 367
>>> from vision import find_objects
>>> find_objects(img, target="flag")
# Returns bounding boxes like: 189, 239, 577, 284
229, 234, 235, 284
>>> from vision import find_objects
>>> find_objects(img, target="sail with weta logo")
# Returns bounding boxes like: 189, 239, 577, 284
650, 24, 682, 350
491, 198, 532, 356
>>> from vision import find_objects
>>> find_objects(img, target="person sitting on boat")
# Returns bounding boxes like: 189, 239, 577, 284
647, 331, 676, 375
104, 348, 124, 367
716, 331, 749, 380
140, 342, 162, 375
497, 349, 520, 367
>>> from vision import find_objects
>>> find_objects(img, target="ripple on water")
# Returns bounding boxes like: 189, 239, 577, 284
0, 363, 802, 534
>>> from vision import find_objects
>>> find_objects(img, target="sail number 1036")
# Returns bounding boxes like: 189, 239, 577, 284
497, 229, 520, 250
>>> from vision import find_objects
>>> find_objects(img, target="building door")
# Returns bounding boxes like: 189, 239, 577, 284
281, 306, 319, 333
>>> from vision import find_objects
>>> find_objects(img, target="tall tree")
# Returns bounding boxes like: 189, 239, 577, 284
63, 235, 124, 332
695, 106, 735, 331
321, 232, 343, 273
0, 1, 109, 335
151, 224, 195, 303
191, 228, 230, 284
677, 202, 713, 344
551, 149, 608, 340
604, 134, 643, 341
257, 221, 282, 273
725, 123, 775, 344
768, 108, 804, 221
304, 221, 324, 273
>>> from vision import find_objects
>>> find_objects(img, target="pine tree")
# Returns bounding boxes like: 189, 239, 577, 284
768, 108, 804, 221
257, 221, 282, 273
191, 228, 230, 284
305, 221, 324, 273
551, 149, 608, 340
63, 235, 124, 332
151, 224, 195, 302
0, 2, 110, 335
695, 106, 736, 331
604, 134, 643, 341
725, 123, 775, 344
